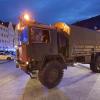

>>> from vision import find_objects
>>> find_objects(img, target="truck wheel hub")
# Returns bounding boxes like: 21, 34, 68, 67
47, 68, 59, 83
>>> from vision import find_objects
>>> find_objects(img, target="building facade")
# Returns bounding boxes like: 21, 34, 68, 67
0, 21, 17, 51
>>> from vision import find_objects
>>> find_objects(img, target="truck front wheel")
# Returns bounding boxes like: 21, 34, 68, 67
38, 61, 64, 89
90, 55, 100, 73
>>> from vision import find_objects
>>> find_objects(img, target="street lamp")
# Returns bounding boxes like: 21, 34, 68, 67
16, 12, 36, 31
23, 13, 30, 21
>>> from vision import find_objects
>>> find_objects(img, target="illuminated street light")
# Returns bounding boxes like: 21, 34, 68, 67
23, 13, 30, 21
16, 12, 36, 32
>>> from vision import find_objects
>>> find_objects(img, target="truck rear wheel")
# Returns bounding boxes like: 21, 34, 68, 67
90, 55, 100, 73
38, 61, 63, 89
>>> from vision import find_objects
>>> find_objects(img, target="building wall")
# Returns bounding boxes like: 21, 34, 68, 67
0, 22, 16, 51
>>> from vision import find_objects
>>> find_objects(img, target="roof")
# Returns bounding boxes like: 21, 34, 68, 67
73, 15, 100, 30
0, 20, 9, 27
0, 20, 16, 31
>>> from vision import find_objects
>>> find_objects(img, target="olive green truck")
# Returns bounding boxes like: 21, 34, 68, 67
16, 17, 100, 88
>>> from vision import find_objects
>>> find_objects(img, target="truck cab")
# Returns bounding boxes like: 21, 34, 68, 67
16, 25, 59, 69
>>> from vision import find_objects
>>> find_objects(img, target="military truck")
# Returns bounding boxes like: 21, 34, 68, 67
15, 13, 100, 89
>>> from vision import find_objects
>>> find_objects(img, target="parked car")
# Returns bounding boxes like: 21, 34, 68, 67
0, 52, 14, 60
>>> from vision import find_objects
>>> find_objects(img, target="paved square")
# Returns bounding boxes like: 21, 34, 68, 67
0, 61, 100, 100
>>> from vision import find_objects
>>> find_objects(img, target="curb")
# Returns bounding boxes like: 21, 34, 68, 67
0, 60, 13, 64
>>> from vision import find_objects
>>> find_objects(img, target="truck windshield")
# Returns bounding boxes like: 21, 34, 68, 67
20, 27, 28, 44
30, 27, 50, 43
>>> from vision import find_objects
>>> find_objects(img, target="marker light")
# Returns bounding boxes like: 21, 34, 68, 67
17, 23, 21, 30
54, 22, 70, 35
16, 22, 25, 31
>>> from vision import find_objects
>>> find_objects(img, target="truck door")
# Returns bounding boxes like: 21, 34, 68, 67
29, 27, 51, 60
57, 32, 69, 57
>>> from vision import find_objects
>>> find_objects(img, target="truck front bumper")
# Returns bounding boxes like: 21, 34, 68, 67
15, 60, 29, 69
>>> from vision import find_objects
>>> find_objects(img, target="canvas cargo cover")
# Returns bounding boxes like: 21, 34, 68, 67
68, 25, 100, 56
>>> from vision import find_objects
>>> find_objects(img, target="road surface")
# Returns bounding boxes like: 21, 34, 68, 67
0, 61, 100, 100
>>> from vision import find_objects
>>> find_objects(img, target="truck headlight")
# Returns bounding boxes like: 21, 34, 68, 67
26, 61, 29, 65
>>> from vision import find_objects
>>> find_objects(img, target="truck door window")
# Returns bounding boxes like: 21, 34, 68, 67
30, 28, 50, 43
41, 30, 50, 43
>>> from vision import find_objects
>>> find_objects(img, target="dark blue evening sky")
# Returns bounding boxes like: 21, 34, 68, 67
0, 0, 100, 24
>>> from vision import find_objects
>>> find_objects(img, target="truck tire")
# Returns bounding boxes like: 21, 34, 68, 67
90, 54, 100, 73
38, 61, 64, 89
